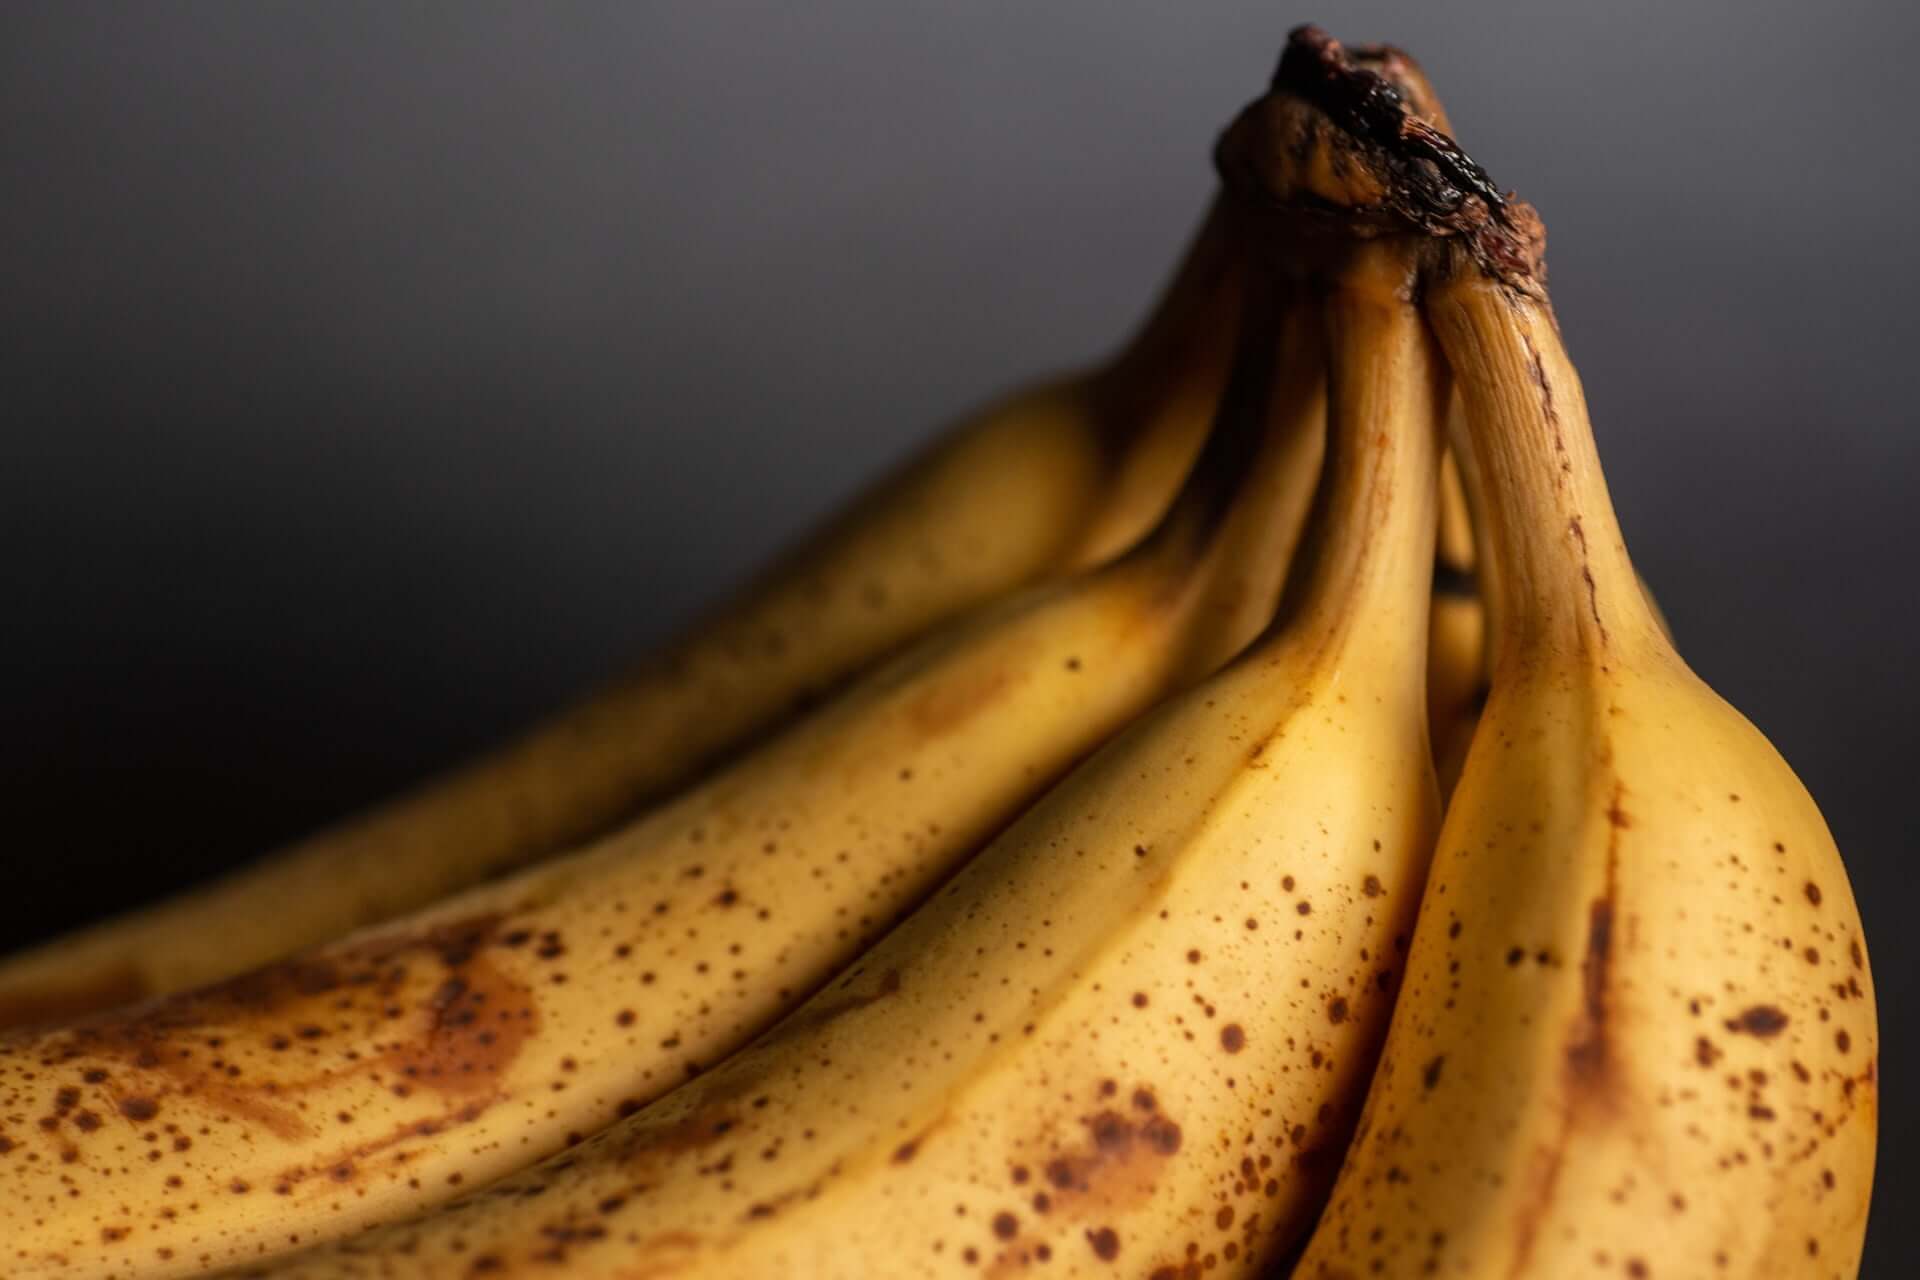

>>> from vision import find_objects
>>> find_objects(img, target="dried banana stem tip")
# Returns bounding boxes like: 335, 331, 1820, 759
1215, 24, 1546, 290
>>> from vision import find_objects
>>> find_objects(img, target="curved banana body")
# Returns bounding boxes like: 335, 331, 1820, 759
0, 205, 1244, 1030
0, 273, 1325, 1279
227, 245, 1444, 1280
1294, 269, 1876, 1277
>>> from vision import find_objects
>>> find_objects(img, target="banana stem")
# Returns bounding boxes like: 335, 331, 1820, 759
1088, 196, 1245, 434
1125, 275, 1290, 565
1261, 241, 1443, 696
1425, 272, 1663, 664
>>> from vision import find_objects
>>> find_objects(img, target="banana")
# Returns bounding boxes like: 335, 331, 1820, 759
218, 234, 1447, 1280
0, 201, 1247, 1030
1428, 446, 1487, 797
1292, 215, 1878, 1272
0, 246, 1330, 1278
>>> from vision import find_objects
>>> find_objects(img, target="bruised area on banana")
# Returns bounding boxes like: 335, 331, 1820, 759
217, 130, 1457, 1280
0, 215, 1336, 1276
1240, 36, 1877, 1280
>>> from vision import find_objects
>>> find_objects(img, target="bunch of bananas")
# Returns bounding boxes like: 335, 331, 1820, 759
0, 26, 1875, 1280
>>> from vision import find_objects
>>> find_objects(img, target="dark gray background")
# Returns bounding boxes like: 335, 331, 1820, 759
3, 3, 1913, 1271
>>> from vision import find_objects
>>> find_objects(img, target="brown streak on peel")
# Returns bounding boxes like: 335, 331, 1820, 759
1506, 780, 1625, 1276
613, 1071, 767, 1176
1521, 329, 1607, 648
617, 1101, 743, 1164
1566, 898, 1614, 1084
1567, 782, 1623, 1089
1505, 1133, 1566, 1280
1521, 332, 1557, 433
890, 1113, 948, 1167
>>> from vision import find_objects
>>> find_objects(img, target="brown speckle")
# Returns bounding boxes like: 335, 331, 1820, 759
993, 1212, 1019, 1240
115, 1095, 159, 1122
1143, 1115, 1182, 1154
1087, 1227, 1120, 1261
1725, 1006, 1789, 1038
1220, 1025, 1246, 1054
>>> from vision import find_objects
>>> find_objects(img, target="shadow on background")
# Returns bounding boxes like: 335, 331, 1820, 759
3, 3, 1914, 1273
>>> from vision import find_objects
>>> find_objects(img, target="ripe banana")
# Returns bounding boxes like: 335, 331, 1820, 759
0, 202, 1247, 1030
224, 234, 1447, 1280
1428, 447, 1487, 797
1292, 219, 1877, 1271
0, 253, 1329, 1278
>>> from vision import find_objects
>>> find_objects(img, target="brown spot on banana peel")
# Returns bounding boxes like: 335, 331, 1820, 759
1725, 1005, 1790, 1038
985, 1098, 1184, 1278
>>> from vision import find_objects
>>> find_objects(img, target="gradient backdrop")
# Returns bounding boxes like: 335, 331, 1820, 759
4, 3, 1914, 1272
